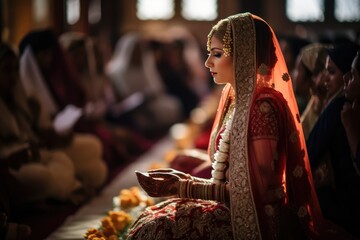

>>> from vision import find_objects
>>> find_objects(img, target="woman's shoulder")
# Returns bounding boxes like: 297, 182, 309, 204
253, 87, 286, 110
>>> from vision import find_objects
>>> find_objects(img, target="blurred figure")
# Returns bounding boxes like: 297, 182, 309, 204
106, 32, 183, 137
341, 51, 360, 179
297, 43, 332, 139
18, 29, 127, 168
0, 42, 83, 203
59, 32, 113, 121
152, 39, 200, 118
279, 35, 311, 113
60, 32, 154, 156
307, 42, 360, 237
324, 43, 359, 104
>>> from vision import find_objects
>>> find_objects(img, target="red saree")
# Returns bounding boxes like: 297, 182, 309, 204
127, 13, 354, 240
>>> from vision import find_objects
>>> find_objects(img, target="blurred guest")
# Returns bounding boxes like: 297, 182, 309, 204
106, 32, 182, 137
0, 42, 84, 203
152, 39, 200, 118
18, 29, 127, 168
307, 42, 360, 237
341, 51, 360, 180
60, 31, 154, 157
324, 43, 359, 104
297, 43, 332, 139
279, 35, 311, 113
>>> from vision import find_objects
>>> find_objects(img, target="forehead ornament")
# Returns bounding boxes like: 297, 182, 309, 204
222, 21, 232, 57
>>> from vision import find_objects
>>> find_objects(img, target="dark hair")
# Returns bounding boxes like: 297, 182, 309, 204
254, 18, 277, 69
328, 42, 360, 74
19, 29, 57, 56
207, 17, 277, 69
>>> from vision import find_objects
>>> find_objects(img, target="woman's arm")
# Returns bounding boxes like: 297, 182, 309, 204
248, 98, 284, 204
136, 168, 229, 203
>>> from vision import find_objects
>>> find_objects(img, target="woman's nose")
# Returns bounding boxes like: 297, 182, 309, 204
204, 56, 211, 68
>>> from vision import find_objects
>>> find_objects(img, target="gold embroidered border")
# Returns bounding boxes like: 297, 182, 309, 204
228, 13, 262, 239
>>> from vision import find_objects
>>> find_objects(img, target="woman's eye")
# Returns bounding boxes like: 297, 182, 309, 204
207, 52, 222, 58
213, 53, 222, 58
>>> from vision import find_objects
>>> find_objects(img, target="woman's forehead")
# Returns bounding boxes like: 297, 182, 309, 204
209, 36, 223, 49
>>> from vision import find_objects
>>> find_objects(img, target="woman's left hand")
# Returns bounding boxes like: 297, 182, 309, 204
135, 171, 180, 197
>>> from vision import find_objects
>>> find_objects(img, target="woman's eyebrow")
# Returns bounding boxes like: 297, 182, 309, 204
210, 47, 224, 51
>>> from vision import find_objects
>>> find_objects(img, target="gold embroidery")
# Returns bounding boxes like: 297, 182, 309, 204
289, 131, 299, 143
249, 100, 279, 140
293, 165, 304, 178
265, 204, 274, 216
275, 186, 285, 199
258, 63, 269, 75
259, 101, 271, 113
282, 73, 290, 82
297, 206, 308, 218
228, 13, 261, 240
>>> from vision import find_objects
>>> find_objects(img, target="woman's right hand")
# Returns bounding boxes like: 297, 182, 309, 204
135, 170, 181, 198
147, 168, 192, 180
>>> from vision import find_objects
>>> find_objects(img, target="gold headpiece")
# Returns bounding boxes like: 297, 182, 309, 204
207, 18, 233, 56
222, 21, 232, 56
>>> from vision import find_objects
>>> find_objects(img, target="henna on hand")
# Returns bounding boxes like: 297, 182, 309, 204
135, 171, 179, 197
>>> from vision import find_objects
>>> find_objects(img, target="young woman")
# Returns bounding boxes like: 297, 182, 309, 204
127, 13, 354, 239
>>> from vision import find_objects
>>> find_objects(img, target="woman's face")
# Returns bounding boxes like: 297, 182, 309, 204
311, 70, 327, 99
344, 55, 360, 102
205, 36, 234, 87
324, 56, 344, 100
293, 55, 312, 96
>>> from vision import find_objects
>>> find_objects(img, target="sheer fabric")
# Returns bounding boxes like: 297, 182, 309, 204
215, 13, 352, 239
128, 13, 354, 239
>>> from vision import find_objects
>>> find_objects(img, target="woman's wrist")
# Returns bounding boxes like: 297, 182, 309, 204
178, 180, 228, 203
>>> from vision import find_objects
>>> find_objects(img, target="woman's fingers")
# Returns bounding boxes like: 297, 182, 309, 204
147, 168, 173, 173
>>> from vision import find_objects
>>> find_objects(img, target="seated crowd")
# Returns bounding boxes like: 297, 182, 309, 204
0, 25, 360, 239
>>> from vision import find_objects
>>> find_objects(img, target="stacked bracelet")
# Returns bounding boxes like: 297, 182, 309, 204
178, 180, 228, 203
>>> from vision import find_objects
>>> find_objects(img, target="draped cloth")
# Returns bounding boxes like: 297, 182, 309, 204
127, 13, 354, 239
220, 13, 353, 239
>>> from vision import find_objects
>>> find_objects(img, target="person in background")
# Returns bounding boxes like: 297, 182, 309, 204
60, 32, 152, 157
18, 29, 128, 168
297, 43, 332, 139
278, 35, 311, 114
0, 42, 83, 203
106, 32, 183, 137
342, 51, 360, 176
0, 41, 108, 204
126, 13, 353, 239
307, 42, 360, 237
152, 38, 201, 118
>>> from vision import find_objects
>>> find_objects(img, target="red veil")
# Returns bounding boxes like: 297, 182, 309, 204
210, 13, 354, 239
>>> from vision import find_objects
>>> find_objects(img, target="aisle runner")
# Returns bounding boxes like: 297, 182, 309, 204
47, 136, 174, 240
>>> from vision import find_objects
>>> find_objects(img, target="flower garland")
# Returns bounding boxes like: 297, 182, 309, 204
211, 107, 235, 184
